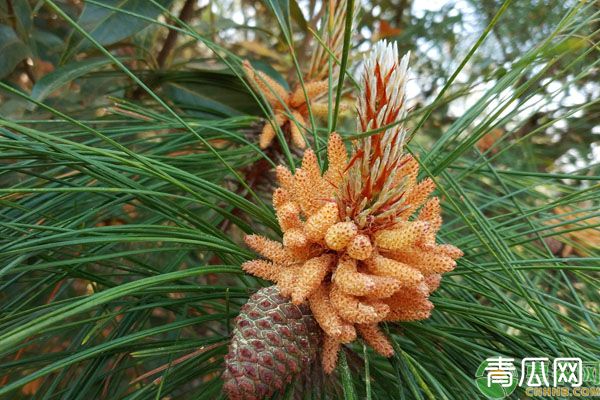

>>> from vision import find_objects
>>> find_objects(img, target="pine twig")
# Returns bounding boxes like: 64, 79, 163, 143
156, 0, 196, 68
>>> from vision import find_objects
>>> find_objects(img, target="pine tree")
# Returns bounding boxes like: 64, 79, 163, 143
0, 1, 597, 399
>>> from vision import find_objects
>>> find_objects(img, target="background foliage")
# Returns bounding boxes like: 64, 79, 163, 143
0, 0, 598, 399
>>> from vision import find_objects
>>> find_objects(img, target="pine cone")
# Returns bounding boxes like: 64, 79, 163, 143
223, 286, 322, 400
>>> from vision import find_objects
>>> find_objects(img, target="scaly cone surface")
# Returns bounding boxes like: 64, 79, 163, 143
223, 286, 321, 400
241, 40, 463, 374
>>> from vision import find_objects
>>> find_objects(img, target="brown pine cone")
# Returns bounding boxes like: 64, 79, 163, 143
223, 286, 322, 400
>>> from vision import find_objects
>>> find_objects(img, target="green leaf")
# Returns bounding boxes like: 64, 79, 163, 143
64, 0, 171, 57
31, 29, 64, 64
339, 351, 358, 400
163, 82, 244, 118
0, 24, 29, 78
159, 70, 261, 117
263, 0, 292, 38
3, 0, 32, 41
289, 0, 307, 32
31, 58, 116, 101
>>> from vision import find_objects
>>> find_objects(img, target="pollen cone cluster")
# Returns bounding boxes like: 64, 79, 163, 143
243, 61, 328, 149
242, 0, 357, 150
223, 286, 320, 400
243, 132, 462, 373
240, 40, 462, 375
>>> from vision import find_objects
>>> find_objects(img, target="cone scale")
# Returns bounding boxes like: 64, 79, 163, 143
223, 286, 321, 400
